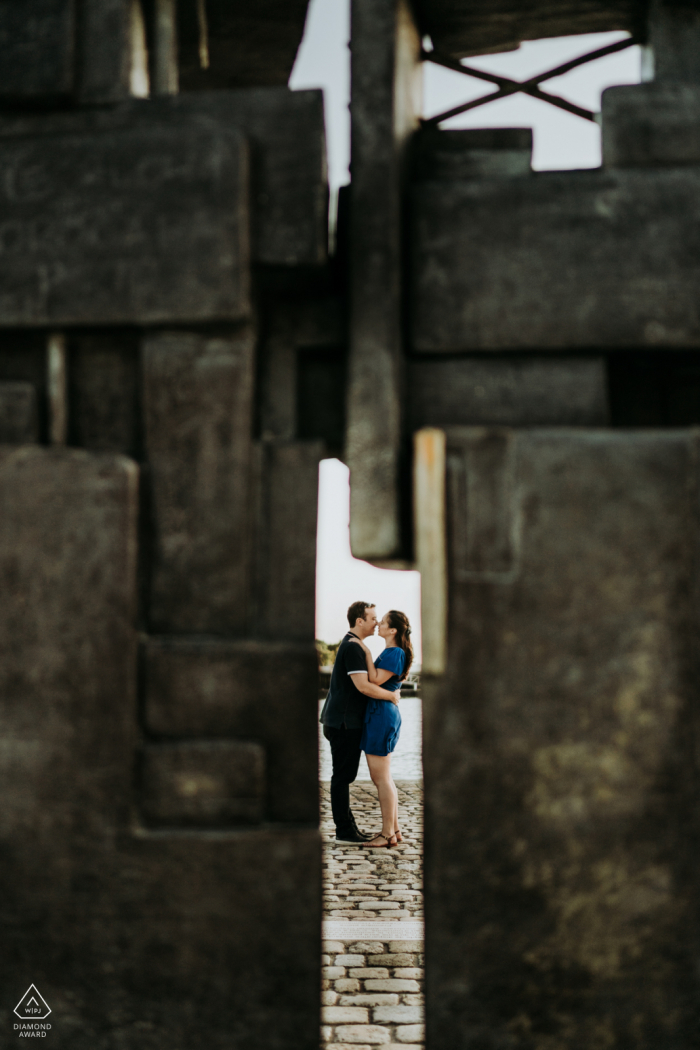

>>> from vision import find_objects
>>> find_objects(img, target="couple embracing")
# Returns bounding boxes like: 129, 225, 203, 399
320, 601, 413, 849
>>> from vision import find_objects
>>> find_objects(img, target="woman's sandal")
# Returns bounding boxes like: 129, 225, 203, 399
393, 829, 403, 844
363, 833, 397, 849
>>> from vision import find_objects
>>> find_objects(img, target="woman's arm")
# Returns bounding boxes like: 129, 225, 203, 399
350, 639, 395, 685
350, 673, 399, 704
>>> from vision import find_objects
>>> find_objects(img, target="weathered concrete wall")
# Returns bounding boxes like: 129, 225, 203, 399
424, 428, 700, 1048
411, 167, 700, 351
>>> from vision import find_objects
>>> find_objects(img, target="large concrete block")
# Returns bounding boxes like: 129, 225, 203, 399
411, 167, 700, 350
347, 0, 421, 559
250, 441, 323, 640
153, 89, 326, 266
143, 328, 255, 634
0, 124, 250, 326
140, 740, 266, 826
603, 82, 700, 168
0, 446, 139, 903
413, 127, 532, 181
2, 825, 321, 1049
0, 0, 139, 104
0, 88, 326, 268
108, 829, 322, 1050
78, 0, 135, 103
0, 333, 51, 442
177, 0, 310, 91
0, 448, 321, 1049
408, 356, 609, 428
413, 0, 642, 59
68, 332, 140, 455
0, 382, 39, 443
425, 427, 700, 1048
0, 0, 75, 100
144, 637, 319, 823
648, 0, 700, 84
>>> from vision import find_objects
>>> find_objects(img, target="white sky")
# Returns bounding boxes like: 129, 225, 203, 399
291, 1, 642, 654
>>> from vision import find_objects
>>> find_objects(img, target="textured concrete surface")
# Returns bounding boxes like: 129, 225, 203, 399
143, 328, 254, 634
0, 89, 328, 267
426, 427, 700, 1048
411, 166, 700, 350
0, 125, 250, 325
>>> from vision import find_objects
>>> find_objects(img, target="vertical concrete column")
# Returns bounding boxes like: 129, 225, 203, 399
142, 326, 255, 634
649, 0, 700, 83
424, 427, 700, 1048
347, 0, 421, 560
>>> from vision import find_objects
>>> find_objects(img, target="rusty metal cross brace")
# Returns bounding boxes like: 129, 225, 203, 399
422, 35, 641, 126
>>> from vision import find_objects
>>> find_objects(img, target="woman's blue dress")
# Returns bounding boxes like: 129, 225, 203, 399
360, 647, 405, 757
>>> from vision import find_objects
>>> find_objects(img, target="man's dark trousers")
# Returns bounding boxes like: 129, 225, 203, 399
323, 725, 363, 834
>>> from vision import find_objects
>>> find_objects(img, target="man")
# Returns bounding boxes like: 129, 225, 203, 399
320, 601, 398, 844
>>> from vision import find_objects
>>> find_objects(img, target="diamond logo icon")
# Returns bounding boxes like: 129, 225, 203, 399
14, 985, 51, 1021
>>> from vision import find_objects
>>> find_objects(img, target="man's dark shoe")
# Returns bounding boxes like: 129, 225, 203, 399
335, 826, 371, 845
351, 818, 374, 841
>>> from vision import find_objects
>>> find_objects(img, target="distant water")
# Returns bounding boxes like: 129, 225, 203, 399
319, 696, 423, 781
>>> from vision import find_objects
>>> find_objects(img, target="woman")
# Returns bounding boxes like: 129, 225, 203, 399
351, 610, 414, 849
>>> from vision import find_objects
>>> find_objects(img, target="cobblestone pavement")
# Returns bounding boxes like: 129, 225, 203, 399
321, 782, 424, 1048
321, 782, 423, 921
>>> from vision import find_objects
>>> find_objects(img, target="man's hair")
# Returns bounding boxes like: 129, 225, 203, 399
347, 601, 375, 628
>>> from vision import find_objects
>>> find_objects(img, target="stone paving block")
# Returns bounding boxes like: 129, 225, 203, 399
143, 328, 254, 634
322, 991, 339, 1005
392, 969, 423, 979
368, 955, 416, 967
393, 1026, 424, 1043
324, 941, 346, 952
322, 954, 332, 965
365, 980, 420, 993
321, 1026, 332, 1042
334, 955, 366, 966
0, 125, 250, 326
326, 1045, 373, 1050
140, 740, 265, 827
338, 994, 400, 1006
401, 995, 424, 1007
322, 1006, 369, 1023
334, 1026, 391, 1045
372, 1006, 424, 1024
323, 966, 346, 979
349, 969, 390, 979
335, 978, 362, 993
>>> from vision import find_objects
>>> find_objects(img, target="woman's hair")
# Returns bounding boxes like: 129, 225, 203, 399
386, 610, 413, 680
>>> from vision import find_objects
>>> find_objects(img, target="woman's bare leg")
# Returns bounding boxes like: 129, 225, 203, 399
365, 754, 398, 845
392, 776, 401, 839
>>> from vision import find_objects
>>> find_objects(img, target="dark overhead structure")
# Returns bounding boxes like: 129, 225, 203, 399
413, 0, 648, 56
1, 0, 700, 1047
175, 0, 311, 89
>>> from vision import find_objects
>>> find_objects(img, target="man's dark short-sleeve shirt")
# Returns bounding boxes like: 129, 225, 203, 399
319, 632, 368, 729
